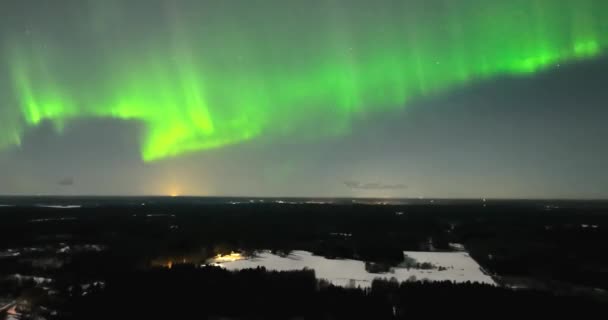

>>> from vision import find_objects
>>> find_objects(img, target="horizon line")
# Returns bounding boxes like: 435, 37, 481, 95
1, 194, 607, 201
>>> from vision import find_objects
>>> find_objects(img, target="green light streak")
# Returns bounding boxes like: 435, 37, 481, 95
1, 0, 607, 161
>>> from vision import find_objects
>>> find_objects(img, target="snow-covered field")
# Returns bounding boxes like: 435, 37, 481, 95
215, 250, 495, 288
399, 251, 495, 284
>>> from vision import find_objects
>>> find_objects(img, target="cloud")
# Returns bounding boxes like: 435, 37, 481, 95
58, 177, 75, 186
344, 180, 407, 190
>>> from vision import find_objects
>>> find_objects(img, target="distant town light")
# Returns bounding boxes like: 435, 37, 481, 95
214, 252, 244, 263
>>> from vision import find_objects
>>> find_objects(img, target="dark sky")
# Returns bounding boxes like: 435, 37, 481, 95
0, 0, 607, 198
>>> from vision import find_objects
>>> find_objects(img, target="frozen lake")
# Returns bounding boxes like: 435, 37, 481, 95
214, 250, 495, 288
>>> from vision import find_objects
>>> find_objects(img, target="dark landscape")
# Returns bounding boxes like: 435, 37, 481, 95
1, 197, 607, 319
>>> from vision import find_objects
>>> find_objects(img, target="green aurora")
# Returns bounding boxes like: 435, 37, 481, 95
1, 0, 606, 161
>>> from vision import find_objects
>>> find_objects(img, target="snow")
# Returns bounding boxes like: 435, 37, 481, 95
0, 249, 21, 258
81, 281, 106, 291
9, 274, 53, 285
78, 244, 105, 252
448, 243, 465, 251
215, 250, 495, 288
57, 246, 70, 253
30, 217, 77, 223
35, 204, 82, 209
146, 213, 175, 217
581, 224, 599, 229
55, 244, 105, 254
329, 232, 352, 237
6, 305, 20, 320
400, 251, 494, 284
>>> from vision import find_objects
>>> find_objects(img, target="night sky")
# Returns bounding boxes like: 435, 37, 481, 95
0, 0, 607, 198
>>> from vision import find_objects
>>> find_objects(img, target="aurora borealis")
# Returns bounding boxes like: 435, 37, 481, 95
1, 0, 608, 197
2, 0, 606, 161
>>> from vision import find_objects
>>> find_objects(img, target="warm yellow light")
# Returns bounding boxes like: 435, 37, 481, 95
165, 183, 181, 197
214, 252, 243, 262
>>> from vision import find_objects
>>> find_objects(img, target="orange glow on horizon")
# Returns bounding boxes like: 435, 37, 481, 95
167, 185, 181, 197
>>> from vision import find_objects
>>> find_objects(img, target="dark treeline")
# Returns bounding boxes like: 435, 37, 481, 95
53, 266, 602, 319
